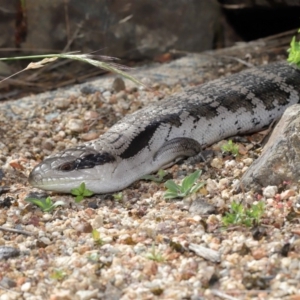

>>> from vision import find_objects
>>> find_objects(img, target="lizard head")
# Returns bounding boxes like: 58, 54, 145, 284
28, 147, 126, 194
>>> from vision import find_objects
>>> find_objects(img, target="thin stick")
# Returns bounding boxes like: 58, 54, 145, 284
211, 290, 240, 300
0, 226, 34, 236
0, 284, 21, 295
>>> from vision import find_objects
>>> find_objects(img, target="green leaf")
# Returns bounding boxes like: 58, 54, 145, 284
164, 180, 180, 192
142, 169, 167, 182
83, 189, 94, 197
25, 196, 64, 212
70, 188, 81, 196
71, 182, 94, 203
79, 182, 85, 193
222, 201, 265, 227
181, 170, 201, 192
113, 192, 123, 201
75, 195, 84, 203
287, 35, 300, 67
190, 182, 205, 194
164, 191, 180, 199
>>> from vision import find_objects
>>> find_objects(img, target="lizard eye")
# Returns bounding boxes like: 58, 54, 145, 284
57, 152, 116, 172
58, 162, 76, 171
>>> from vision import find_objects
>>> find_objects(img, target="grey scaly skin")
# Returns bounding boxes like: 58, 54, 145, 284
29, 62, 300, 194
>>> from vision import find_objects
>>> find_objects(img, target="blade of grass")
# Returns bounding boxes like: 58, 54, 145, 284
0, 53, 149, 89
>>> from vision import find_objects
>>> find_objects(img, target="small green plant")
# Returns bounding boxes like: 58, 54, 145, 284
222, 201, 265, 227
145, 244, 165, 262
92, 229, 104, 246
71, 182, 94, 203
50, 269, 67, 280
25, 196, 64, 212
164, 170, 205, 199
113, 192, 123, 201
142, 169, 168, 183
221, 140, 239, 156
288, 30, 300, 67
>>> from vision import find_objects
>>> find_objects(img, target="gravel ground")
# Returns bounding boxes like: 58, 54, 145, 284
1, 40, 300, 300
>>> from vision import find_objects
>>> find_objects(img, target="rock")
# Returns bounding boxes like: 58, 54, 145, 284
81, 132, 100, 141
102, 91, 111, 99
281, 189, 295, 200
75, 289, 99, 300
221, 0, 300, 8
218, 178, 230, 190
84, 111, 99, 121
263, 186, 278, 198
240, 104, 300, 191
66, 119, 85, 133
21, 281, 31, 292
15, 1, 221, 61
50, 289, 72, 300
54, 98, 71, 109
115, 90, 127, 101
210, 157, 223, 169
42, 138, 56, 151
189, 243, 221, 263
189, 198, 216, 215
243, 158, 253, 166
0, 246, 20, 260
74, 221, 93, 234
206, 179, 218, 194
112, 77, 126, 92
0, 277, 16, 288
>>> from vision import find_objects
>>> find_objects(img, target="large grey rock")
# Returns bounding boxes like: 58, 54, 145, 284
240, 104, 300, 191
0, 0, 221, 60
219, 0, 300, 8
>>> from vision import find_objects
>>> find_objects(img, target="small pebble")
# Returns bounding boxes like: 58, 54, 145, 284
84, 111, 99, 120
31, 137, 42, 146
81, 132, 100, 141
0, 277, 16, 288
91, 215, 104, 228
225, 160, 236, 168
74, 221, 93, 234
39, 237, 51, 245
50, 290, 72, 300
243, 158, 253, 166
102, 91, 111, 98
210, 157, 223, 169
221, 190, 230, 200
280, 189, 295, 200
76, 289, 99, 300
42, 139, 55, 151
80, 85, 100, 95
189, 198, 216, 215
218, 178, 229, 190
263, 186, 278, 198
233, 169, 242, 177
54, 97, 71, 109
206, 179, 218, 194
0, 246, 20, 260
56, 141, 66, 151
115, 91, 127, 100
112, 77, 126, 92
21, 281, 31, 292
66, 119, 85, 133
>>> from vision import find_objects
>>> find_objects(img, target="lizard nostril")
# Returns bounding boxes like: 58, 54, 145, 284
28, 168, 43, 185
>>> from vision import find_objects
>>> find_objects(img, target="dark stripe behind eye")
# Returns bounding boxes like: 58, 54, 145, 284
58, 152, 115, 171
